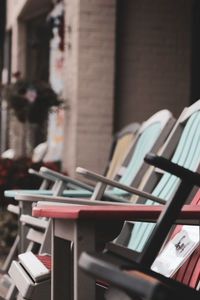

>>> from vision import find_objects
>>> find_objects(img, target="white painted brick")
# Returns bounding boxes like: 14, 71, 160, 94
62, 0, 115, 176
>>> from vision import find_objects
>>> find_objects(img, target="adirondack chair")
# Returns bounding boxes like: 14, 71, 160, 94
8, 101, 200, 300
23, 154, 200, 300
1, 113, 173, 300
7, 109, 173, 254
78, 155, 200, 300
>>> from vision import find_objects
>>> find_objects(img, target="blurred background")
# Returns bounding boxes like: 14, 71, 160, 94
1, 0, 200, 178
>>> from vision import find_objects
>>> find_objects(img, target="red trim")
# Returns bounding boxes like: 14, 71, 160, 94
32, 204, 200, 220
175, 256, 190, 283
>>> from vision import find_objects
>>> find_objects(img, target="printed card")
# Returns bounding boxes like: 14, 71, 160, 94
151, 225, 200, 277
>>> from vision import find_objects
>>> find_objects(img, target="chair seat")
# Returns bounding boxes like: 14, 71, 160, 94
8, 253, 51, 299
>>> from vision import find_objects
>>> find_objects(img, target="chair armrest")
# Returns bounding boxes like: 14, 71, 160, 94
77, 153, 200, 205
77, 167, 166, 204
79, 252, 199, 300
15, 179, 165, 204
28, 168, 41, 177
32, 204, 200, 224
145, 153, 200, 186
14, 193, 131, 205
28, 168, 57, 182
40, 167, 94, 191
15, 194, 200, 224
79, 252, 170, 300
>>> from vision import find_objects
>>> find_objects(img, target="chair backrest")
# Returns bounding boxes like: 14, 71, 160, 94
125, 100, 200, 252
87, 109, 174, 201
105, 123, 140, 179
112, 110, 174, 190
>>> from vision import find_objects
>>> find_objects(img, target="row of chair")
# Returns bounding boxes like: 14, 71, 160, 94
4, 109, 174, 263
2, 100, 200, 300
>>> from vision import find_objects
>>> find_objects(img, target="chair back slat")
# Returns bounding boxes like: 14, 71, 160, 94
105, 132, 134, 179
189, 255, 200, 289
109, 110, 173, 197
105, 122, 140, 179
128, 111, 200, 252
117, 122, 161, 187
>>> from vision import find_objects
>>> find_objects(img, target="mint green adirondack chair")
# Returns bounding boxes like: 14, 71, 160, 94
127, 103, 200, 252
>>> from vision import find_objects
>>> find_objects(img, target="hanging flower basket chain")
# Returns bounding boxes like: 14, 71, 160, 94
2, 79, 62, 124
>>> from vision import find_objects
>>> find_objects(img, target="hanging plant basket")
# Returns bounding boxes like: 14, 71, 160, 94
2, 79, 62, 124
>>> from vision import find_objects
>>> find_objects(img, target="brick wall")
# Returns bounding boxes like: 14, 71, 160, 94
115, 0, 192, 129
62, 0, 116, 176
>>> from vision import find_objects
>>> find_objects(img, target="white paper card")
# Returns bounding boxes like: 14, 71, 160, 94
151, 225, 200, 277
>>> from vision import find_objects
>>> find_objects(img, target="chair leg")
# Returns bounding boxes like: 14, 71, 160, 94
0, 235, 19, 274
52, 236, 72, 300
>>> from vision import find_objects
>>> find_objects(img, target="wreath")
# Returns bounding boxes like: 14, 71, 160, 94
2, 79, 61, 124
